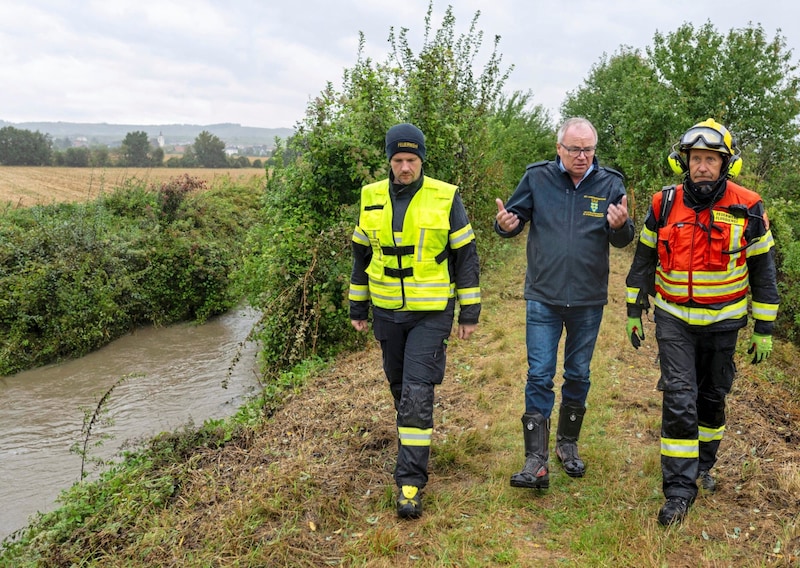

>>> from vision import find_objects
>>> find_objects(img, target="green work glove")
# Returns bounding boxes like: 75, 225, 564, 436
627, 317, 644, 349
747, 333, 773, 364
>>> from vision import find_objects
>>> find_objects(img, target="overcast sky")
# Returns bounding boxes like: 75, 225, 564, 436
1, 0, 798, 129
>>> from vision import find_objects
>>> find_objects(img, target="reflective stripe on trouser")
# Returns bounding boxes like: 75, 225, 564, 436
372, 304, 453, 489
661, 436, 699, 500
655, 308, 738, 499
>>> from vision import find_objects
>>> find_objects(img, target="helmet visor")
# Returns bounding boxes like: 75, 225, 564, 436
680, 126, 730, 153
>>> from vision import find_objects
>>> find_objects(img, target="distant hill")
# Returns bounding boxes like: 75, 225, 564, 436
0, 120, 295, 148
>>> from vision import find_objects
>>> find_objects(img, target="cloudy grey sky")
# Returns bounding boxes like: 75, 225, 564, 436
1, 0, 798, 129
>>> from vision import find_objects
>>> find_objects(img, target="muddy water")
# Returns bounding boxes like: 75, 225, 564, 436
0, 307, 262, 543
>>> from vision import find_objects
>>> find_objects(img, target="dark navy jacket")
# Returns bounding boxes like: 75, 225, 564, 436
495, 158, 634, 307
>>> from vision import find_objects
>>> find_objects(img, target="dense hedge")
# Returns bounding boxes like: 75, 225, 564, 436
766, 197, 800, 343
0, 174, 262, 375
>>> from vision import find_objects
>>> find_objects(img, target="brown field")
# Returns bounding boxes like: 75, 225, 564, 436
0, 166, 266, 207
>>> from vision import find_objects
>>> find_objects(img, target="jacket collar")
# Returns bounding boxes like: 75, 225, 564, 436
556, 155, 596, 187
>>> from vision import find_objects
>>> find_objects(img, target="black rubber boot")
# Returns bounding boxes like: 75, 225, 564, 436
510, 413, 550, 489
658, 496, 692, 526
555, 403, 586, 478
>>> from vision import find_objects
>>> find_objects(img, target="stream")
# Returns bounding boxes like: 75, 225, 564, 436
0, 307, 262, 543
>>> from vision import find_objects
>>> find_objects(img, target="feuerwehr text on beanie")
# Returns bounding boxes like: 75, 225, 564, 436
385, 123, 426, 161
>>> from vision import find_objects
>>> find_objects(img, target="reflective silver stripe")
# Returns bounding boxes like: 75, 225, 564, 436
746, 231, 775, 257
752, 301, 778, 321
348, 286, 368, 301
640, 227, 657, 248
398, 427, 432, 447
660, 265, 748, 284
457, 289, 481, 302
405, 296, 452, 305
352, 227, 370, 246
449, 226, 475, 248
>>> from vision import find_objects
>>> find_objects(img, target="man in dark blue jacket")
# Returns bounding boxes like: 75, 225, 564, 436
495, 117, 634, 490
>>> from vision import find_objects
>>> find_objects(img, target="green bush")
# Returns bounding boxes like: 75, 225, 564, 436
766, 197, 800, 341
0, 176, 262, 375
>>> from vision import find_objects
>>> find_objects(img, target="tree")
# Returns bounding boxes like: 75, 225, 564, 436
0, 126, 52, 165
150, 147, 165, 167
649, 21, 800, 180
180, 146, 198, 167
562, 48, 676, 222
389, 5, 516, 234
561, 22, 800, 222
63, 147, 91, 167
193, 131, 227, 168
91, 147, 111, 167
120, 131, 151, 167
489, 91, 554, 193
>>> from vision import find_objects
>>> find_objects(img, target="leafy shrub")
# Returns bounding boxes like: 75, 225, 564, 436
767, 197, 800, 341
0, 176, 261, 375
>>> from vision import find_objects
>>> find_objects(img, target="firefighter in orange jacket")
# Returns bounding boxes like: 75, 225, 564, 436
625, 119, 779, 526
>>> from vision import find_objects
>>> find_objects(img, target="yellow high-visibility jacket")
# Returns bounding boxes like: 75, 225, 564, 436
349, 176, 480, 318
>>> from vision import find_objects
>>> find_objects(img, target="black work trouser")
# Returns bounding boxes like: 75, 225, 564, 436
655, 309, 738, 501
372, 303, 453, 489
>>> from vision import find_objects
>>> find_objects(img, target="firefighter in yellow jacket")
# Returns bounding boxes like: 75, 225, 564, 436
349, 123, 481, 519
625, 119, 779, 526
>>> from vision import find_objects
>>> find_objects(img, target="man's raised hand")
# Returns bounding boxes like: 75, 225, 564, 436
495, 198, 520, 232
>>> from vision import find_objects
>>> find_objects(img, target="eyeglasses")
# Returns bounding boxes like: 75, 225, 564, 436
559, 144, 596, 157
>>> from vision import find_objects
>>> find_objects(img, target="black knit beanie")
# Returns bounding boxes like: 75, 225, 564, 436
385, 123, 426, 161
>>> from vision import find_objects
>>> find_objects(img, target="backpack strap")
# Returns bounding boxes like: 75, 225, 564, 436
657, 185, 676, 229
645, 185, 677, 300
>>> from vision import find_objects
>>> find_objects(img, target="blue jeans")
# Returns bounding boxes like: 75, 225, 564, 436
524, 300, 604, 417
